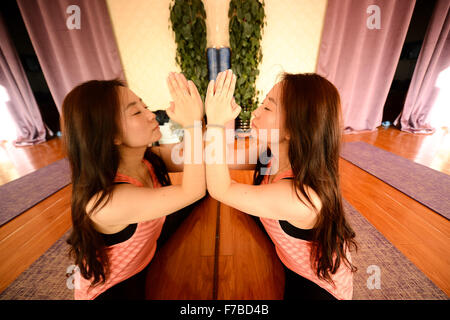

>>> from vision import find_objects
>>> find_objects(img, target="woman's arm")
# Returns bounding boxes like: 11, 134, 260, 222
90, 125, 205, 226
152, 125, 256, 172
152, 141, 256, 172
205, 124, 314, 221
205, 70, 316, 222
89, 73, 205, 225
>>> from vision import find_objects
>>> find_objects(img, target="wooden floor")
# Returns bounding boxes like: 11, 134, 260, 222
0, 138, 65, 187
0, 126, 449, 298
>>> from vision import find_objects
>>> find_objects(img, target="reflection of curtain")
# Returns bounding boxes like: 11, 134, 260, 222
394, 0, 450, 133
0, 12, 46, 146
17, 0, 124, 112
316, 0, 415, 133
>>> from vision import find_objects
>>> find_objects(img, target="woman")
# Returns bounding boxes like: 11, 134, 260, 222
204, 69, 357, 300
62, 73, 205, 300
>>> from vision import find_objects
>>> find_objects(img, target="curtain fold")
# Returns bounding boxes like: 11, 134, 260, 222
316, 0, 416, 133
17, 0, 124, 112
0, 12, 46, 146
394, 0, 450, 133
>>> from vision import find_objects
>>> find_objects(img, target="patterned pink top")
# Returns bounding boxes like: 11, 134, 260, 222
74, 158, 166, 300
259, 159, 353, 300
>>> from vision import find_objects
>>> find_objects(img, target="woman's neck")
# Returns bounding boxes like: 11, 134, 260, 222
117, 145, 148, 177
269, 140, 291, 176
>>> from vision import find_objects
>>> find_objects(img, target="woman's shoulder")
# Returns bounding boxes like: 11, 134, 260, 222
85, 184, 137, 232
275, 179, 322, 229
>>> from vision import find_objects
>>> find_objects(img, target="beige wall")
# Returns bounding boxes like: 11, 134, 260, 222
106, 0, 178, 111
106, 0, 327, 110
256, 0, 327, 101
204, 0, 230, 48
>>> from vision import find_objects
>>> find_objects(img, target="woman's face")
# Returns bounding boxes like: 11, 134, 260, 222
115, 86, 161, 147
251, 82, 289, 143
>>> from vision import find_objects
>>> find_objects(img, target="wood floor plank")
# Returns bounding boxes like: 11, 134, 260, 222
398, 243, 450, 295
340, 127, 450, 296
1, 126, 449, 298
217, 201, 284, 300
0, 138, 66, 186
0, 204, 71, 292
145, 196, 217, 299
0, 184, 72, 292
0, 185, 71, 243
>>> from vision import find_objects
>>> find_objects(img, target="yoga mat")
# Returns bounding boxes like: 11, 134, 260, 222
0, 158, 71, 226
343, 199, 448, 300
0, 230, 73, 300
1, 200, 447, 300
341, 141, 450, 220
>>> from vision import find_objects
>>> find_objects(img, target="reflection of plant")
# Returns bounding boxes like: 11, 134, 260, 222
229, 0, 266, 118
169, 0, 208, 101
238, 110, 252, 121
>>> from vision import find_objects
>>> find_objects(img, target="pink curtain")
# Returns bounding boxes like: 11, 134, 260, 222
16, 0, 124, 112
394, 0, 450, 133
316, 0, 416, 133
0, 12, 46, 146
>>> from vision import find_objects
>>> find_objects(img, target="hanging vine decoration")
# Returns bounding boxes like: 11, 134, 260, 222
169, 0, 208, 101
228, 0, 266, 125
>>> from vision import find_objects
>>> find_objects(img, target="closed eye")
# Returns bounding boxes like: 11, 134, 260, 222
133, 111, 141, 115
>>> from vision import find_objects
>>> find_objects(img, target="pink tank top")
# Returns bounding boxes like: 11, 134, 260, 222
74, 158, 166, 300
259, 159, 353, 300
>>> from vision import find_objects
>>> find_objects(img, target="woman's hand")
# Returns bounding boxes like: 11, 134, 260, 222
166, 72, 204, 127
206, 69, 241, 126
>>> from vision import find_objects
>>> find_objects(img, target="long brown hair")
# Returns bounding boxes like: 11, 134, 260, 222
253, 73, 357, 286
61, 79, 171, 286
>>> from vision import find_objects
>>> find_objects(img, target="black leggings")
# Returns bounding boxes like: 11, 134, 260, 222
283, 265, 336, 300
95, 195, 206, 300
250, 215, 337, 300
94, 263, 149, 300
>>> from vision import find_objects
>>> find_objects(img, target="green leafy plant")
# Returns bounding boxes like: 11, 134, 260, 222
169, 0, 208, 101
229, 0, 266, 129
238, 110, 252, 121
